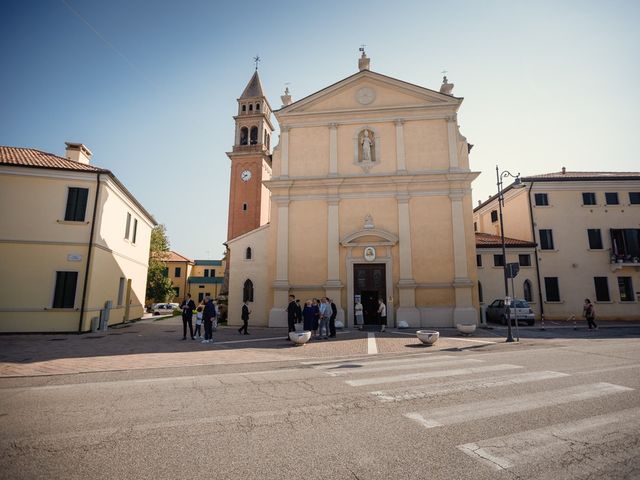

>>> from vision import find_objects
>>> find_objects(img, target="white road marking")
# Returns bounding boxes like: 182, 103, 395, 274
390, 331, 497, 344
405, 382, 633, 429
457, 407, 640, 471
370, 370, 569, 402
346, 364, 523, 387
447, 337, 497, 344
310, 355, 456, 370
1, 367, 318, 391
326, 358, 483, 377
367, 332, 378, 355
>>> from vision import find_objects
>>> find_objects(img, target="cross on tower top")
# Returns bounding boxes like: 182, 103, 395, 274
253, 55, 261, 70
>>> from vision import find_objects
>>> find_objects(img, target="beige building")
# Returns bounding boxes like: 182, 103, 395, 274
0, 143, 156, 333
165, 250, 194, 301
164, 251, 225, 303
474, 232, 538, 321
226, 53, 480, 329
188, 259, 225, 302
474, 170, 640, 320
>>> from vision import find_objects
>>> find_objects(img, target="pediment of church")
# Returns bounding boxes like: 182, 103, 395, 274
278, 70, 461, 116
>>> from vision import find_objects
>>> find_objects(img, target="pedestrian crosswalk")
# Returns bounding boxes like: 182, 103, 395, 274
307, 352, 637, 477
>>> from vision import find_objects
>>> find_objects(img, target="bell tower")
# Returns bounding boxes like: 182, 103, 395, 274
226, 68, 273, 241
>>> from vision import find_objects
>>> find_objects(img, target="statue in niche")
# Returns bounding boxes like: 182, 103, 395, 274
360, 129, 374, 162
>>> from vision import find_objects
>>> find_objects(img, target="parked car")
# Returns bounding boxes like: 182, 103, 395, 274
485, 299, 535, 326
153, 303, 177, 316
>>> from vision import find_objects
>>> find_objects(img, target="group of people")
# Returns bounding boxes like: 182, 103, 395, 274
287, 295, 338, 340
179, 293, 218, 343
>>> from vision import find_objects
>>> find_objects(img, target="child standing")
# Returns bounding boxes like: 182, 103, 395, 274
194, 306, 203, 339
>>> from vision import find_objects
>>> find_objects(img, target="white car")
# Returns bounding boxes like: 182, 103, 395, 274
153, 303, 177, 316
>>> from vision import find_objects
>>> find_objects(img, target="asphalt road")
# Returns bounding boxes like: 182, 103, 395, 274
1, 332, 640, 479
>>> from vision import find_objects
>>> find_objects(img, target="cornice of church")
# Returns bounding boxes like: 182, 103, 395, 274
265, 169, 479, 187
269, 188, 473, 203
276, 109, 458, 129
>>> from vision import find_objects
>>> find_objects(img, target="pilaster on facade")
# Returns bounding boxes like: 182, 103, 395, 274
394, 119, 407, 174
329, 123, 338, 177
446, 114, 460, 170
280, 126, 290, 178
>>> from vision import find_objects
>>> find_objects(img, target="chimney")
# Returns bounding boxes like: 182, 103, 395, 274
65, 142, 92, 164
561, 166, 566, 174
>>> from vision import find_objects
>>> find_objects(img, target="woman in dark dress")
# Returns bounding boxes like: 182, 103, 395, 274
311, 299, 320, 337
302, 300, 315, 332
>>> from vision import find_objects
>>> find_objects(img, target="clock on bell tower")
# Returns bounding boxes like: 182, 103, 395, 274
226, 69, 273, 241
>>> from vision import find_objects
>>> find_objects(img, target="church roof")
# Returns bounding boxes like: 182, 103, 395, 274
276, 68, 462, 114
239, 70, 265, 99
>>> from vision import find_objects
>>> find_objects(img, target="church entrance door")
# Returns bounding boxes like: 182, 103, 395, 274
354, 263, 386, 325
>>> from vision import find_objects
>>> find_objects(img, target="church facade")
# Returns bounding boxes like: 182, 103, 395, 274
226, 53, 480, 329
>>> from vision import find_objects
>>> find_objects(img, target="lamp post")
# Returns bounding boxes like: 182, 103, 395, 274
496, 166, 524, 343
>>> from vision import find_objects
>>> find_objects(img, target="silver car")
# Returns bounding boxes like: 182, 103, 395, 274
485, 299, 535, 326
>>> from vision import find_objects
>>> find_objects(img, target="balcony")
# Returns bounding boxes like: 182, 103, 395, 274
610, 228, 640, 271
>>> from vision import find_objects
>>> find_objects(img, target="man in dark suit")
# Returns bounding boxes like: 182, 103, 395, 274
180, 293, 196, 340
239, 301, 250, 335
329, 297, 337, 338
286, 295, 297, 340
201, 295, 215, 343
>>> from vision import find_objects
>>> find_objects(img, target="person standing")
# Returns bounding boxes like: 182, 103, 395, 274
318, 297, 330, 339
329, 298, 337, 338
583, 298, 598, 330
201, 295, 215, 344
194, 306, 203, 339
377, 298, 387, 329
286, 295, 297, 340
239, 300, 250, 335
302, 300, 315, 335
355, 298, 364, 330
180, 294, 196, 340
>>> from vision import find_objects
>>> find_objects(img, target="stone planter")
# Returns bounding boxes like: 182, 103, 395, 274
416, 330, 439, 345
289, 331, 312, 345
456, 323, 476, 336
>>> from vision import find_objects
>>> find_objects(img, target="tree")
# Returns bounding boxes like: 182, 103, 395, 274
146, 224, 175, 304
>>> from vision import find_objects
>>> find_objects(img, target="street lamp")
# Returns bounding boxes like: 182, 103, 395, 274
496, 166, 525, 343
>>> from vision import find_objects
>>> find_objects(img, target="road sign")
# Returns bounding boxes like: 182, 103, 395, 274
506, 262, 520, 278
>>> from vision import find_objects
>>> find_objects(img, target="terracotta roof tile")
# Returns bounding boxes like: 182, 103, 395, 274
0, 146, 108, 173
475, 232, 536, 248
522, 171, 640, 181
167, 251, 194, 263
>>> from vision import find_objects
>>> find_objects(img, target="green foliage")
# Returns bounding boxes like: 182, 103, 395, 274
146, 224, 175, 303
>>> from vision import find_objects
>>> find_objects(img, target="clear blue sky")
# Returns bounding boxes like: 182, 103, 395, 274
2, 0, 639, 259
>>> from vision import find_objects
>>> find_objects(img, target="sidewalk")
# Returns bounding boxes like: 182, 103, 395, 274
0, 316, 502, 378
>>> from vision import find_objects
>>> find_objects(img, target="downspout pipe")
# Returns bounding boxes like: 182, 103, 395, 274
78, 172, 101, 332
527, 181, 545, 317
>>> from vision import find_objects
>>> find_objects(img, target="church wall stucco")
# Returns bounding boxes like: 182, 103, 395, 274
288, 199, 328, 285
410, 196, 454, 282
288, 126, 329, 177
404, 120, 449, 171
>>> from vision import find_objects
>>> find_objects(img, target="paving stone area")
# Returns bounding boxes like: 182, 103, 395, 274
0, 315, 510, 377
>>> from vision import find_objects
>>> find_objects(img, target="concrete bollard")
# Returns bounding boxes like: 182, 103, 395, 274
572, 315, 577, 330
540, 314, 546, 331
